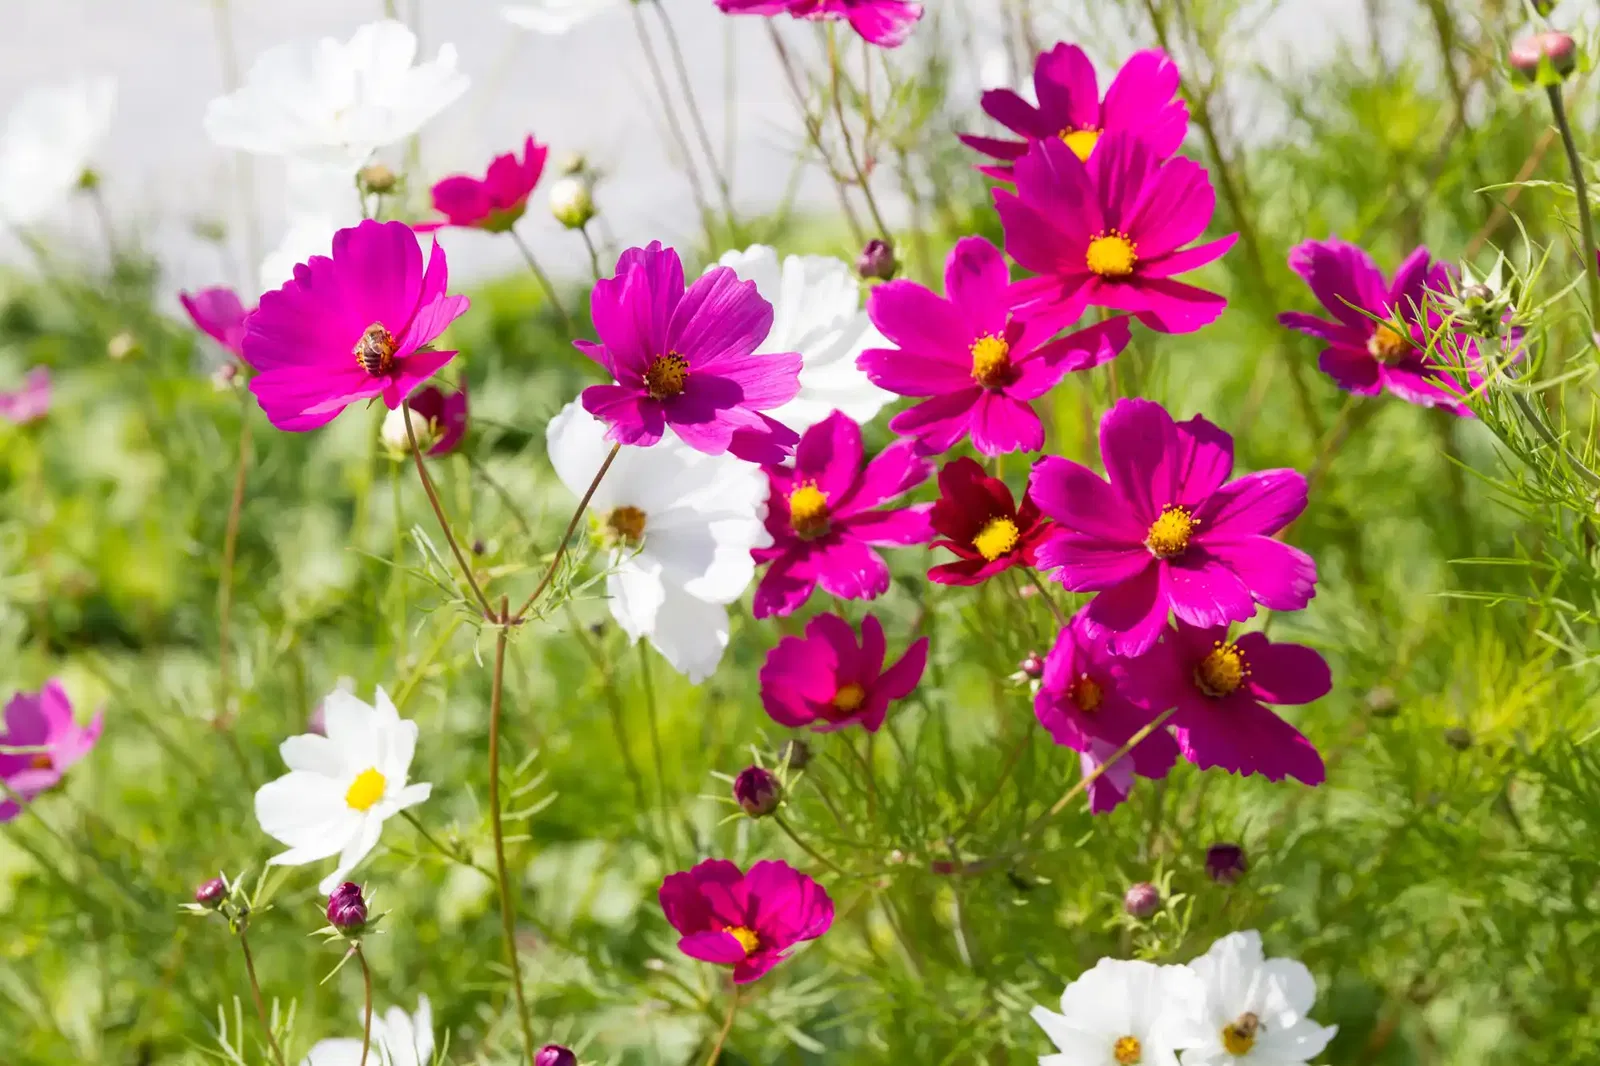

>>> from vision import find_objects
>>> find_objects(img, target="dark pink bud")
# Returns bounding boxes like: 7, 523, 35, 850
326, 881, 369, 932
536, 1045, 577, 1066
1019, 651, 1044, 679
857, 238, 898, 281
1510, 31, 1577, 81
732, 765, 781, 818
194, 877, 227, 908
1123, 881, 1160, 919
778, 738, 811, 770
1205, 843, 1248, 885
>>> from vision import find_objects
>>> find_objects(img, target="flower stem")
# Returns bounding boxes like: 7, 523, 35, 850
825, 24, 890, 241
565, 604, 647, 808
1546, 84, 1600, 344
217, 398, 252, 726
629, 1, 718, 245
1020, 565, 1069, 630
487, 597, 537, 1066
578, 225, 604, 283
773, 815, 849, 877
237, 927, 286, 1066
1019, 707, 1179, 845
766, 23, 866, 246
512, 442, 621, 621
508, 229, 572, 335
704, 989, 741, 1066
403, 400, 496, 618
356, 944, 374, 1066
648, 0, 738, 237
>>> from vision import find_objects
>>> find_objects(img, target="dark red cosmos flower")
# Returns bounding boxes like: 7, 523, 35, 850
928, 457, 1053, 585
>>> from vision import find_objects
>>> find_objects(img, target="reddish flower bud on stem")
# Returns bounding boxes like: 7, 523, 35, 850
733, 765, 781, 818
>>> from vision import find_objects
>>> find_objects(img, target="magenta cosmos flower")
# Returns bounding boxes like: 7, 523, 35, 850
752, 410, 933, 618
418, 135, 548, 233
928, 457, 1053, 585
759, 612, 928, 733
996, 133, 1237, 334
1125, 622, 1329, 785
0, 367, 50, 425
0, 680, 103, 821
407, 383, 468, 455
862, 236, 1130, 455
1279, 239, 1477, 416
180, 286, 251, 359
243, 220, 469, 431
715, 0, 923, 48
960, 44, 1188, 180
579, 241, 802, 463
659, 858, 834, 984
1030, 399, 1317, 657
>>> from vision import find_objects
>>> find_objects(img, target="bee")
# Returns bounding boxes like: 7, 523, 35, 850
1222, 1012, 1264, 1054
354, 323, 396, 375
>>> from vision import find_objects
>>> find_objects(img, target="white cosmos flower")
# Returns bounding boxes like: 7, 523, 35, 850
0, 77, 115, 227
303, 996, 433, 1066
1170, 931, 1338, 1066
711, 245, 893, 434
546, 401, 771, 684
1031, 957, 1200, 1066
259, 159, 363, 291
254, 686, 431, 895
205, 20, 467, 172
502, 0, 625, 34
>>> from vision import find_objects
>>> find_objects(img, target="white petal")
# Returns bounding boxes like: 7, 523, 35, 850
1256, 1019, 1337, 1063
255, 772, 356, 852
1260, 958, 1318, 1020
501, 0, 623, 33
606, 559, 665, 640
320, 689, 381, 766
646, 582, 730, 684
302, 1038, 365, 1066
320, 814, 385, 893
279, 733, 345, 777
546, 400, 626, 513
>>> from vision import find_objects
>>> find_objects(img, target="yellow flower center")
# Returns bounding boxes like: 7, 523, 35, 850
1366, 322, 1411, 364
353, 322, 397, 376
724, 925, 761, 955
344, 767, 387, 812
1195, 642, 1249, 698
1145, 505, 1197, 559
603, 504, 647, 547
833, 682, 866, 712
1086, 231, 1138, 277
788, 483, 831, 539
972, 516, 1021, 561
645, 353, 690, 400
1221, 1012, 1261, 1055
1070, 674, 1103, 713
969, 333, 1012, 388
29, 752, 52, 770
1059, 127, 1102, 162
1113, 1035, 1143, 1065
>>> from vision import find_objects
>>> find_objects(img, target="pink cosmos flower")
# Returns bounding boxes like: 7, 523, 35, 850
1029, 398, 1317, 657
715, 0, 924, 48
995, 133, 1238, 334
0, 680, 103, 821
960, 44, 1188, 180
658, 858, 834, 983
417, 135, 548, 233
1279, 239, 1479, 416
1079, 740, 1135, 815
578, 241, 802, 464
927, 456, 1053, 585
752, 411, 933, 618
759, 612, 928, 733
407, 383, 468, 455
180, 287, 251, 359
243, 219, 469, 431
0, 367, 50, 424
1123, 621, 1329, 785
862, 236, 1131, 455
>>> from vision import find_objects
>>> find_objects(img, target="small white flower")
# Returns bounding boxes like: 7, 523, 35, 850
380, 404, 435, 456
548, 174, 596, 230
546, 400, 771, 683
254, 686, 431, 895
0, 77, 115, 227
712, 245, 894, 434
302, 996, 433, 1066
205, 20, 468, 172
1032, 957, 1199, 1066
1171, 931, 1338, 1066
502, 0, 625, 34
259, 160, 363, 291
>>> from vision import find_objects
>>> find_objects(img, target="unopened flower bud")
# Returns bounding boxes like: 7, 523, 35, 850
1122, 881, 1160, 919
1444, 726, 1474, 751
326, 881, 369, 933
549, 176, 595, 230
194, 877, 228, 908
211, 362, 241, 391
358, 163, 399, 195
107, 331, 140, 361
1510, 31, 1577, 83
1018, 651, 1045, 680
857, 238, 898, 281
76, 168, 101, 192
778, 738, 811, 771
1460, 283, 1493, 305
1205, 843, 1247, 885
381, 405, 438, 456
732, 765, 781, 817
536, 1045, 578, 1066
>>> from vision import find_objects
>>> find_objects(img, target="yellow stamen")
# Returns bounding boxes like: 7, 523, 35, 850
788, 483, 831, 538
1366, 323, 1411, 364
1144, 505, 1196, 559
1086, 231, 1138, 277
1195, 642, 1249, 698
353, 322, 397, 376
1070, 674, 1103, 714
645, 353, 690, 400
833, 682, 866, 713
1221, 1012, 1261, 1055
1059, 128, 1102, 162
1113, 1035, 1143, 1065
972, 516, 1021, 561
969, 333, 1012, 388
724, 925, 760, 955
603, 504, 647, 547
344, 767, 387, 812
29, 753, 52, 770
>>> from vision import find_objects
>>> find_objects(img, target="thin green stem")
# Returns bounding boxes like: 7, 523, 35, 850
217, 397, 252, 727
766, 23, 866, 245
1547, 85, 1600, 345
393, 615, 464, 709
1019, 708, 1179, 845
400, 808, 493, 879
629, 1, 717, 245
508, 229, 572, 334
826, 24, 890, 240
703, 989, 741, 1066
512, 442, 620, 621
639, 641, 668, 810
1020, 565, 1069, 630
950, 723, 1035, 842
237, 928, 286, 1066
566, 605, 647, 808
356, 945, 373, 1066
487, 599, 537, 1066
648, 0, 738, 236
773, 815, 849, 877
579, 224, 604, 283
403, 400, 495, 618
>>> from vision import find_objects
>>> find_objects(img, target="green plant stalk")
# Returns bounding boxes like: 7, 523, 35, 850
237, 926, 286, 1066
579, 224, 604, 284
629, 2, 718, 246
508, 229, 571, 334
773, 814, 849, 877
487, 599, 537, 1066
704, 989, 741, 1066
826, 24, 891, 241
356, 944, 373, 1066
217, 398, 252, 725
566, 604, 647, 808
766, 23, 867, 246
512, 442, 621, 621
649, 0, 738, 238
403, 401, 495, 617
1546, 85, 1600, 344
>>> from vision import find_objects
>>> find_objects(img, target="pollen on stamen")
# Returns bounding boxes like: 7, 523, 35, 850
1194, 642, 1249, 698
603, 505, 647, 547
353, 322, 398, 376
1366, 322, 1412, 364
645, 353, 690, 400
969, 333, 1012, 388
1112, 1035, 1142, 1065
29, 752, 52, 770
1145, 505, 1197, 559
1059, 127, 1102, 162
724, 924, 761, 955
833, 682, 866, 713
788, 483, 831, 539
1086, 230, 1138, 277
1070, 673, 1103, 713
972, 515, 1020, 561
344, 767, 387, 812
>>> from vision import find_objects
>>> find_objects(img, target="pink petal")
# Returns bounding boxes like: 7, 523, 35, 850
1140, 233, 1238, 279
1236, 632, 1332, 705
1079, 565, 1171, 657
866, 279, 969, 363
1172, 414, 1234, 508
1125, 156, 1214, 259
858, 345, 974, 396
813, 538, 892, 602
943, 236, 1012, 336
969, 391, 1043, 455
673, 266, 775, 370
1035, 532, 1153, 590
1098, 397, 1179, 524
1198, 469, 1308, 539
1032, 42, 1100, 132
838, 439, 931, 514
887, 392, 980, 453
875, 636, 928, 700
1286, 238, 1388, 330
1164, 555, 1256, 629
1202, 536, 1317, 612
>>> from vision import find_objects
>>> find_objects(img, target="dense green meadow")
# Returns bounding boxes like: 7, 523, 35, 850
5, 1, 1600, 1063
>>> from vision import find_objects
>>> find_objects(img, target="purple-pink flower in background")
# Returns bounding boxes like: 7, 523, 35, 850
996, 133, 1237, 334
243, 220, 469, 431
417, 135, 548, 233
1034, 609, 1178, 813
715, 0, 924, 48
752, 411, 933, 618
759, 612, 928, 733
659, 858, 834, 983
862, 236, 1130, 455
407, 383, 469, 455
1124, 622, 1329, 785
578, 241, 802, 464
180, 287, 251, 360
0, 367, 50, 425
1279, 239, 1478, 416
0, 680, 103, 821
1029, 398, 1317, 657
960, 43, 1188, 180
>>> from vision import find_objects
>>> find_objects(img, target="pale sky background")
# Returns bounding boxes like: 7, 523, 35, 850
1, 0, 1377, 301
